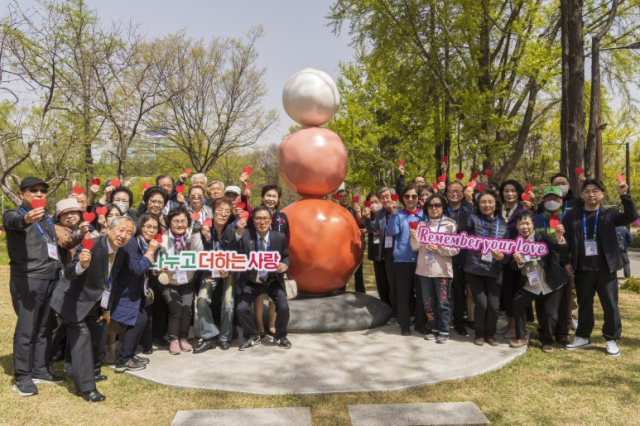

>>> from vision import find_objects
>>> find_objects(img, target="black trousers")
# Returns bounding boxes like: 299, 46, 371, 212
61, 302, 106, 393
539, 280, 571, 341
161, 283, 194, 340
354, 261, 365, 293
514, 287, 563, 344
500, 266, 522, 317
10, 275, 57, 382
116, 304, 148, 364
383, 252, 397, 317
237, 281, 290, 340
574, 270, 621, 341
394, 262, 426, 332
372, 259, 391, 307
451, 262, 467, 326
141, 275, 168, 348
467, 273, 501, 339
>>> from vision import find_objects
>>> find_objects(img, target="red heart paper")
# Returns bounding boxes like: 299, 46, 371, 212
83, 212, 95, 222
442, 156, 448, 162
236, 201, 246, 210
175, 185, 185, 194
549, 215, 560, 230
110, 179, 121, 188
202, 218, 212, 228
239, 211, 250, 220
471, 172, 479, 179
574, 167, 584, 176
31, 199, 46, 209
409, 221, 419, 230
353, 196, 360, 203
185, 169, 193, 175
437, 175, 446, 183
154, 233, 163, 243
477, 184, 486, 192
96, 206, 108, 216
521, 193, 531, 201
432, 183, 439, 190
364, 201, 371, 208
246, 183, 252, 190
142, 183, 151, 190
617, 173, 625, 182
90, 178, 101, 186
524, 184, 533, 192
398, 159, 405, 166
391, 194, 400, 201
456, 173, 464, 180
243, 166, 253, 176
73, 186, 84, 195
333, 194, 340, 200
81, 239, 94, 250
467, 181, 477, 188
484, 169, 493, 177
190, 213, 200, 221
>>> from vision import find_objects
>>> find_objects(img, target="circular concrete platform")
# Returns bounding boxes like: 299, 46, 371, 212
128, 323, 526, 395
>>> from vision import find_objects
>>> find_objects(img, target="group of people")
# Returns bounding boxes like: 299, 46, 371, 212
4, 164, 636, 403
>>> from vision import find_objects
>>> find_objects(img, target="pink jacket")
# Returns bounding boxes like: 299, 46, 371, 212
410, 216, 459, 278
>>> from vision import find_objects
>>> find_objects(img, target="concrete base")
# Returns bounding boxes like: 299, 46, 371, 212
268, 291, 392, 332
348, 402, 490, 425
171, 407, 312, 426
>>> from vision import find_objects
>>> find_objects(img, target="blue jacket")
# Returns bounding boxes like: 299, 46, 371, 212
462, 212, 510, 280
387, 208, 425, 263
111, 236, 152, 326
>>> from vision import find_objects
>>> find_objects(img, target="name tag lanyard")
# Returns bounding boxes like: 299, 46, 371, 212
481, 217, 500, 239
270, 211, 282, 232
583, 209, 600, 241
427, 216, 443, 232
19, 206, 56, 244
447, 207, 460, 224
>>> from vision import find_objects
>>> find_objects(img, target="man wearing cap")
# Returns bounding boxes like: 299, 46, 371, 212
561, 178, 638, 356
534, 186, 572, 345
3, 177, 63, 397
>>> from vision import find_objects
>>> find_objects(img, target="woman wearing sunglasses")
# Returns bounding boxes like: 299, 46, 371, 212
410, 193, 459, 343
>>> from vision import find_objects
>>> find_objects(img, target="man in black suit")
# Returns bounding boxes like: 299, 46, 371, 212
232, 206, 291, 350
50, 216, 135, 402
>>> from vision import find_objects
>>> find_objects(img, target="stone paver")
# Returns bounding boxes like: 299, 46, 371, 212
348, 402, 490, 426
171, 407, 312, 426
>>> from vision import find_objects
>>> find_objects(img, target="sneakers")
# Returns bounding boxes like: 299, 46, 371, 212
606, 340, 620, 356
565, 336, 592, 350
115, 358, 146, 373
134, 355, 150, 365
32, 372, 64, 384
509, 336, 530, 348
179, 338, 192, 352
13, 380, 38, 397
275, 337, 292, 349
239, 335, 261, 351
436, 334, 449, 344
169, 339, 181, 355
424, 332, 437, 341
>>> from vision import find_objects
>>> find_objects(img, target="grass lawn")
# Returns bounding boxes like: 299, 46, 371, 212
1, 257, 639, 425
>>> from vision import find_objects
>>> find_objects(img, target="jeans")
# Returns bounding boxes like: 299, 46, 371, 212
195, 276, 220, 340
419, 276, 452, 334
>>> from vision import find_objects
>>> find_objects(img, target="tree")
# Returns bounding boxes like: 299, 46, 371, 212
147, 27, 278, 174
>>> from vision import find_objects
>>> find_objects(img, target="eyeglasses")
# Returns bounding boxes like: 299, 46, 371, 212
26, 188, 47, 194
428, 204, 443, 208
171, 219, 188, 225
404, 195, 418, 200
254, 217, 271, 222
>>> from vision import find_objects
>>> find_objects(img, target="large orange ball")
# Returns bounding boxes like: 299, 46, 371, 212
278, 127, 347, 197
282, 198, 364, 294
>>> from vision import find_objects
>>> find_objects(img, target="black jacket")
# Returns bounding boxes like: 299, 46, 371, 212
511, 231, 569, 291
446, 199, 473, 265
3, 204, 60, 279
228, 229, 289, 290
462, 213, 510, 280
51, 236, 125, 322
561, 194, 638, 273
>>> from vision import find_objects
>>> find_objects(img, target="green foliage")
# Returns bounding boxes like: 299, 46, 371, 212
620, 276, 640, 294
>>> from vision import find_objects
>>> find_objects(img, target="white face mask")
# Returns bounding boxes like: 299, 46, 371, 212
114, 201, 129, 214
371, 203, 382, 213
557, 185, 569, 197
544, 200, 562, 212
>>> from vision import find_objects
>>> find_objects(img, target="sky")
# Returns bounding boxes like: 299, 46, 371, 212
80, 0, 355, 146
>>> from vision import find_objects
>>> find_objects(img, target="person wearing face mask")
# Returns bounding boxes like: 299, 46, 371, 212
365, 187, 398, 324
533, 186, 572, 345
509, 210, 569, 353
537, 173, 582, 214
562, 179, 638, 356
445, 181, 474, 336
387, 184, 427, 336
95, 184, 137, 220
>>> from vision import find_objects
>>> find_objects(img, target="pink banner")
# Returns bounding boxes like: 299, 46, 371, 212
416, 225, 548, 257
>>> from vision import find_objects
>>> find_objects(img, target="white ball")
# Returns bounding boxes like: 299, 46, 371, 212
282, 68, 341, 126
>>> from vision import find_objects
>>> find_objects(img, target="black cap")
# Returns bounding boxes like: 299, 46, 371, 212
19, 177, 49, 191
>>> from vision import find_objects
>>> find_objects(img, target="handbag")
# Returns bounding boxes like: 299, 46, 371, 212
284, 272, 297, 299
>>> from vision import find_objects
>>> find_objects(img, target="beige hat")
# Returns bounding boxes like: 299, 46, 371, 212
56, 198, 82, 218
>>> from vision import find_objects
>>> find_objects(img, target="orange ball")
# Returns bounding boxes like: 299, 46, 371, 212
282, 198, 364, 294
278, 127, 347, 197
